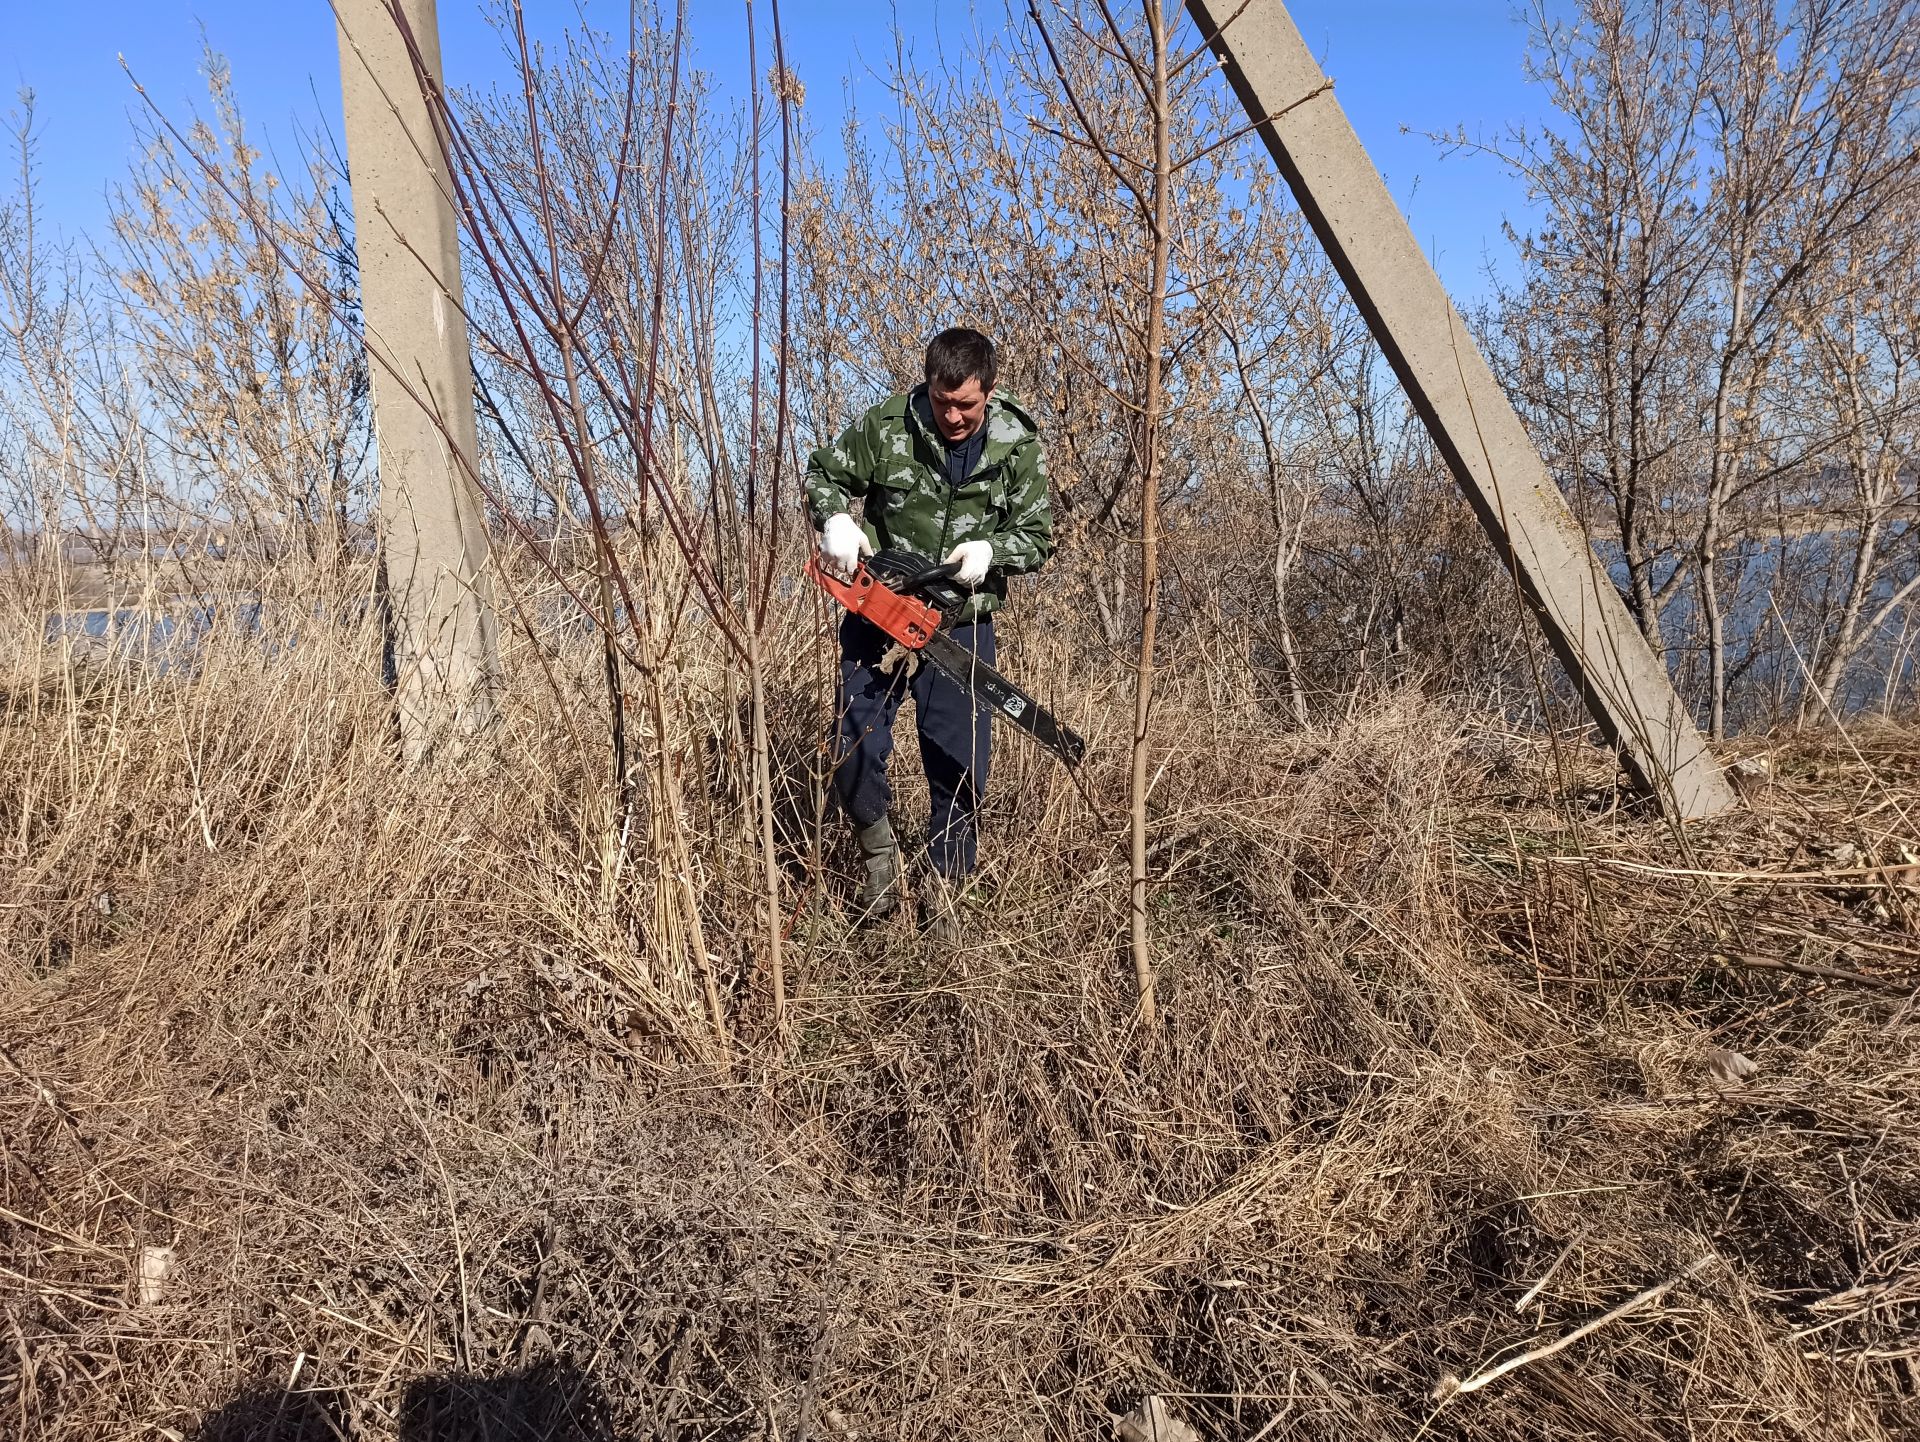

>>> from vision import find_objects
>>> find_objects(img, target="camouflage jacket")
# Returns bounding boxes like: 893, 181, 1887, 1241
804, 385, 1054, 618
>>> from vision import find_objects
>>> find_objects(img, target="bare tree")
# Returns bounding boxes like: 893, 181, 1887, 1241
1481, 0, 1719, 654
1690, 0, 1920, 736
113, 52, 369, 578
1485, 0, 1920, 730
1795, 212, 1920, 716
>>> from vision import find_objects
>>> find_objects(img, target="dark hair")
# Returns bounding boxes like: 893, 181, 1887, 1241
924, 327, 997, 393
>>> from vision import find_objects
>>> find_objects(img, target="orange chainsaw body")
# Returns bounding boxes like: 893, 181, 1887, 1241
804, 555, 943, 650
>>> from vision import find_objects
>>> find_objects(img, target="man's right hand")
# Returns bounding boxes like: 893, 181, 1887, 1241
820, 513, 872, 580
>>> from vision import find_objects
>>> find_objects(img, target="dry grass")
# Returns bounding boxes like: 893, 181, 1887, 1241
2, 565, 1918, 1442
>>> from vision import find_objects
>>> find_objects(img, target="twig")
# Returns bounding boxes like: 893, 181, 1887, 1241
1513, 1229, 1584, 1313
1722, 952, 1908, 993
1538, 854, 1920, 885
1434, 1255, 1718, 1402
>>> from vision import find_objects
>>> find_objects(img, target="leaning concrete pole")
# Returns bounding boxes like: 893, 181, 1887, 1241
336, 0, 502, 757
1190, 0, 1734, 818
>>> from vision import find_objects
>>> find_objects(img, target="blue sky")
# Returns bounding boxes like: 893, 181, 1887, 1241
4, 1, 1547, 299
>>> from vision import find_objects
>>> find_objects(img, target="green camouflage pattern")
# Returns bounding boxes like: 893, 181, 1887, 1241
804, 385, 1054, 617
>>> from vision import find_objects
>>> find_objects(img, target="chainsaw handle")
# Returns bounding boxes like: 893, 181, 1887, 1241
892, 559, 963, 596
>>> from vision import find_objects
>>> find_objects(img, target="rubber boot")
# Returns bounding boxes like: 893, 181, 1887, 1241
852, 816, 901, 925
916, 870, 962, 953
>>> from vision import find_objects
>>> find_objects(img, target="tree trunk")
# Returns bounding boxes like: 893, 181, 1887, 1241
1700, 259, 1751, 741
1275, 605, 1309, 728
1127, 2, 1174, 1028
747, 624, 786, 1033
1806, 355, 1890, 721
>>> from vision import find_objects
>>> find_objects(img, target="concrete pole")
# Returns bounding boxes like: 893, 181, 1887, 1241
336, 0, 502, 757
1189, 0, 1734, 818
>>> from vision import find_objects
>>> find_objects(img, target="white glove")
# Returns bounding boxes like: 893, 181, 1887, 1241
820, 512, 871, 579
944, 539, 993, 587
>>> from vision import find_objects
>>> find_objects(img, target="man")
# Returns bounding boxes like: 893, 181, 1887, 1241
804, 327, 1055, 944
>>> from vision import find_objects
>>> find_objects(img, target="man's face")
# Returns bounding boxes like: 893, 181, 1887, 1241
929, 376, 989, 443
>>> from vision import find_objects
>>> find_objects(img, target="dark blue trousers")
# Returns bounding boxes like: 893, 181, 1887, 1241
833, 613, 994, 879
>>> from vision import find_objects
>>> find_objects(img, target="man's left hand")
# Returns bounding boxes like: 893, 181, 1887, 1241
944, 540, 993, 587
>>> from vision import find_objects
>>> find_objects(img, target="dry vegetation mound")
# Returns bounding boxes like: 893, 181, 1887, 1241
2, 618, 1918, 1442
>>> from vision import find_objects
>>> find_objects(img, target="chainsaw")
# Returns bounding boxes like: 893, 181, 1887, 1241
805, 548, 1086, 767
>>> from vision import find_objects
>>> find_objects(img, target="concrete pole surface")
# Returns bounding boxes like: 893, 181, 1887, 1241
336, 0, 502, 757
1189, 0, 1735, 818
